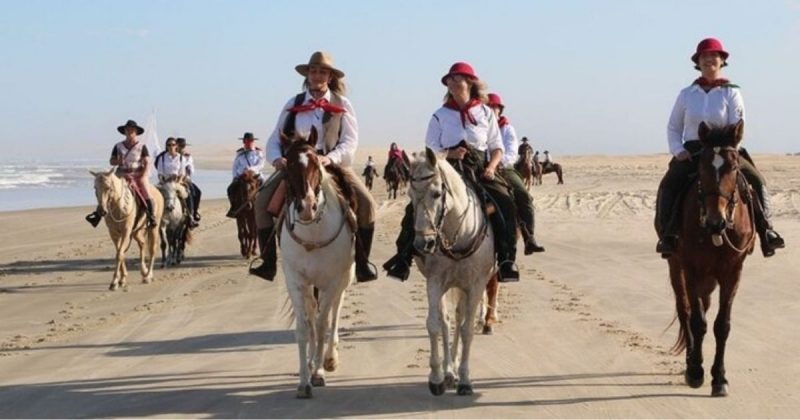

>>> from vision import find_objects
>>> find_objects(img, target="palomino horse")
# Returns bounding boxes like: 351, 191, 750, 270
409, 148, 495, 396
90, 169, 164, 290
541, 162, 564, 184
279, 129, 355, 399
665, 120, 756, 397
229, 171, 260, 258
514, 147, 535, 190
384, 158, 408, 200
158, 180, 192, 267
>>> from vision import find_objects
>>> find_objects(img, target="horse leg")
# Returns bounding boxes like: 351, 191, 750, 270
426, 281, 447, 396
111, 236, 127, 291
447, 290, 465, 390
456, 287, 483, 396
710, 267, 741, 397
286, 279, 314, 398
684, 274, 708, 388
159, 226, 167, 268
324, 284, 347, 373
310, 288, 333, 388
133, 232, 148, 284
483, 273, 499, 334
145, 226, 158, 283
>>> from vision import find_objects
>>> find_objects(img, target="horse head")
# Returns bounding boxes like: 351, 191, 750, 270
158, 180, 180, 214
285, 127, 324, 222
409, 148, 450, 254
697, 120, 744, 235
89, 167, 119, 217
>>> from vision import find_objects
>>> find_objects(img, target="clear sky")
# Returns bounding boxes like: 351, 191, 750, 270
1, 0, 798, 160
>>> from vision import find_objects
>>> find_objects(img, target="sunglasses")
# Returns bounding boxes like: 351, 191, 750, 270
167, 143, 177, 147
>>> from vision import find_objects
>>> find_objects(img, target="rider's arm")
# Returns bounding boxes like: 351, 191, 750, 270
324, 97, 357, 166
485, 106, 505, 171
231, 154, 241, 179
109, 145, 120, 166
667, 89, 687, 157
727, 88, 745, 126
424, 114, 444, 154
249, 150, 266, 174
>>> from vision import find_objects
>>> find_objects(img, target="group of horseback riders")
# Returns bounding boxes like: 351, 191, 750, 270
85, 121, 202, 230
88, 37, 785, 282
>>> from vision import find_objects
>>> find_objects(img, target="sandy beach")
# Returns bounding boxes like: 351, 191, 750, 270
0, 154, 798, 418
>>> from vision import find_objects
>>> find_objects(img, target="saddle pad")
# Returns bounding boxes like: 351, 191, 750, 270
267, 180, 288, 217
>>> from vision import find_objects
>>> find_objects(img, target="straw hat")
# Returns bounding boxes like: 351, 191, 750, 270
295, 51, 345, 78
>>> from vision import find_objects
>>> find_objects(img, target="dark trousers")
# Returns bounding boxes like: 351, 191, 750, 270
188, 181, 201, 213
501, 167, 535, 238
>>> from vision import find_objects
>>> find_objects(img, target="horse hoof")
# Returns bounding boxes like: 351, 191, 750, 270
143, 277, 152, 284
428, 381, 446, 396
482, 324, 494, 335
444, 372, 458, 389
323, 357, 338, 372
296, 384, 313, 399
311, 374, 326, 387
685, 368, 704, 389
109, 283, 118, 291
457, 384, 474, 396
711, 382, 729, 397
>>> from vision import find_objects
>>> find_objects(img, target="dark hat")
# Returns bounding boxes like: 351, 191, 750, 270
176, 137, 189, 146
117, 119, 144, 135
521, 136, 529, 142
239, 132, 258, 141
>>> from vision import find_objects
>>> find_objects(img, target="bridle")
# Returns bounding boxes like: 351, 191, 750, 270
410, 166, 487, 260
696, 146, 756, 253
281, 166, 349, 252
99, 175, 134, 223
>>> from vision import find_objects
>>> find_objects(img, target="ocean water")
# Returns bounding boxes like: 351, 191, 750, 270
0, 159, 235, 212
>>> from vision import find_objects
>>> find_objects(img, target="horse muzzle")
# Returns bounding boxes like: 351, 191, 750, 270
414, 236, 437, 255
704, 217, 727, 234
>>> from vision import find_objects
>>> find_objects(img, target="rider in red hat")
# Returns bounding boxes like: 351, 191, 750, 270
487, 92, 545, 255
656, 38, 784, 258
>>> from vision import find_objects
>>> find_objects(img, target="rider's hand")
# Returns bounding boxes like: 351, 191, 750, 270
446, 146, 467, 160
272, 158, 287, 170
319, 156, 332, 167
676, 150, 692, 162
482, 164, 497, 181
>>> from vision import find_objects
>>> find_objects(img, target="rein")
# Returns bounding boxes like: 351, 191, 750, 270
410, 167, 488, 261
281, 175, 350, 252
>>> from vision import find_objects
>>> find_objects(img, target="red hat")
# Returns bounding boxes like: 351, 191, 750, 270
487, 93, 504, 109
441, 62, 479, 85
691, 38, 729, 64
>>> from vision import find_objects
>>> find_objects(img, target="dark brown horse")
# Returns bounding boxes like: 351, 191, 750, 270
230, 171, 260, 258
666, 120, 756, 397
384, 158, 407, 200
541, 162, 564, 184
363, 165, 378, 191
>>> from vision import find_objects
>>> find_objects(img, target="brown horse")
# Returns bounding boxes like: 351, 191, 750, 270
384, 158, 407, 200
665, 120, 756, 397
541, 162, 564, 184
514, 147, 535, 190
229, 171, 260, 258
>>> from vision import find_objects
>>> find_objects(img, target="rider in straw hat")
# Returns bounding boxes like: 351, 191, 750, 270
487, 92, 545, 255
383, 61, 521, 282
656, 37, 784, 258
85, 119, 157, 228
249, 51, 379, 283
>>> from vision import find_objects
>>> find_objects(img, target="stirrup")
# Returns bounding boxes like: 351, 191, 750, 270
766, 230, 785, 249
85, 213, 102, 228
248, 257, 276, 281
497, 260, 520, 283
356, 261, 379, 283
383, 254, 411, 282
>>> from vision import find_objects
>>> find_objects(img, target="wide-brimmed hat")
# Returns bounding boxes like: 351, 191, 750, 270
117, 119, 144, 135
295, 51, 345, 79
487, 93, 504, 110
441, 62, 479, 85
239, 132, 258, 142
691, 38, 729, 64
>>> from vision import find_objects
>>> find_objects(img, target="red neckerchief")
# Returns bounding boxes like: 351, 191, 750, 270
498, 116, 509, 128
287, 97, 347, 114
694, 77, 730, 89
444, 98, 482, 128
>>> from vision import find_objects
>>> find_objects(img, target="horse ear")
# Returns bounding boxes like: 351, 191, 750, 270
106, 167, 116, 176
89, 170, 97, 177
697, 122, 710, 144
424, 147, 437, 166
733, 119, 744, 146
308, 126, 319, 147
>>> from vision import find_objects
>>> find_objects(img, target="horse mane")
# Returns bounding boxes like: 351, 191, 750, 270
410, 151, 468, 204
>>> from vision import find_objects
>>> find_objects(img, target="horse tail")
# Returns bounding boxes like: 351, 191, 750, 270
667, 259, 690, 354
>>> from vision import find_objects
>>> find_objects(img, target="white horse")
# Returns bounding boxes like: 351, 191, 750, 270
409, 148, 496, 396
279, 132, 354, 399
158, 180, 190, 267
90, 168, 163, 290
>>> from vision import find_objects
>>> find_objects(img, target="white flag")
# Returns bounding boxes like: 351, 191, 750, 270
141, 111, 160, 179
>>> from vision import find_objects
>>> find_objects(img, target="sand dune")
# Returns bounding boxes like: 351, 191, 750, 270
0, 154, 798, 418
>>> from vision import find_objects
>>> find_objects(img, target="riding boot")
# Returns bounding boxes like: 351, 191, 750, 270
355, 224, 379, 282
145, 199, 157, 227
181, 196, 199, 228
655, 184, 679, 257
85, 209, 103, 228
192, 184, 202, 221
491, 212, 519, 283
753, 185, 785, 257
521, 226, 545, 255
249, 228, 277, 281
383, 204, 415, 281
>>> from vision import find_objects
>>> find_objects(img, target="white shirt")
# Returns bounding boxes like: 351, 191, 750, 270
155, 152, 186, 178
365, 159, 375, 168
499, 124, 519, 167
543, 152, 552, 163
667, 83, 745, 157
182, 153, 195, 177
232, 147, 266, 179
425, 104, 504, 155
266, 90, 359, 167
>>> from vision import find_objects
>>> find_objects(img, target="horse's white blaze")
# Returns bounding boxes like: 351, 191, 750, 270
298, 152, 309, 168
